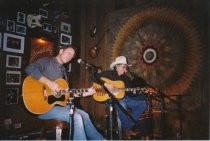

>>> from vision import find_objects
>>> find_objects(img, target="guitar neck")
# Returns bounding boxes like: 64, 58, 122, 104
120, 87, 146, 93
57, 88, 88, 97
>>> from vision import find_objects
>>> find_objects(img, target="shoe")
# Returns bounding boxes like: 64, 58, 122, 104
129, 130, 137, 136
123, 129, 137, 139
123, 129, 131, 139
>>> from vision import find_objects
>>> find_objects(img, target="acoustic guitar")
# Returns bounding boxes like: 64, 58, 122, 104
22, 76, 87, 114
92, 77, 157, 102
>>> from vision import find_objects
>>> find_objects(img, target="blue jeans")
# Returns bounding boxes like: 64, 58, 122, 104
38, 106, 104, 140
116, 95, 147, 129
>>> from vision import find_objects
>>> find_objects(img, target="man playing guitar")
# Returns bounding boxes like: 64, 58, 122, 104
24, 44, 105, 140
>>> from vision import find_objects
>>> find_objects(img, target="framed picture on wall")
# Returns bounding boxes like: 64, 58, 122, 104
43, 23, 52, 32
6, 55, 22, 68
17, 12, 25, 24
5, 88, 19, 105
16, 25, 26, 35
3, 33, 25, 54
39, 8, 48, 18
6, 70, 21, 85
60, 33, 72, 45
6, 20, 15, 32
52, 26, 59, 35
60, 22, 71, 33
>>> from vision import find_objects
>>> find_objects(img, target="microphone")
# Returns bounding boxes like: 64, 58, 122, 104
77, 58, 102, 71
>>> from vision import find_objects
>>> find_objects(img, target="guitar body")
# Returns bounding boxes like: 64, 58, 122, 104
22, 76, 69, 114
93, 77, 125, 102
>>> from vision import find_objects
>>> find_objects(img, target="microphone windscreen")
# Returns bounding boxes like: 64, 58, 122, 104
77, 58, 82, 64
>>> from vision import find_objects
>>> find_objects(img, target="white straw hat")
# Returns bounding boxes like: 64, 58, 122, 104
110, 56, 132, 70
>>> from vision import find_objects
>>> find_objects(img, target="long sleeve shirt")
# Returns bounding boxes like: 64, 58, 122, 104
25, 57, 67, 81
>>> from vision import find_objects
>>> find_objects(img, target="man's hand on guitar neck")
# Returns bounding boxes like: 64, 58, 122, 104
144, 87, 158, 95
82, 87, 96, 97
74, 87, 96, 97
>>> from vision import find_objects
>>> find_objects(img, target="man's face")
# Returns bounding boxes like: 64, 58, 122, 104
60, 48, 75, 64
115, 64, 128, 75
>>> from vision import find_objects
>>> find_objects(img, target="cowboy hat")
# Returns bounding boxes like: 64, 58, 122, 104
110, 56, 132, 70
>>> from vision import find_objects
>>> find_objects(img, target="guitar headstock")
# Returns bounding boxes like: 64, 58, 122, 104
143, 87, 158, 95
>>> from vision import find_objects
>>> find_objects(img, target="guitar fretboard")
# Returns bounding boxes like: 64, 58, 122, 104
118, 87, 151, 94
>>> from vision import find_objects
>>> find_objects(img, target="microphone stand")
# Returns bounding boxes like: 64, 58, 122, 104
65, 68, 75, 140
67, 91, 75, 140
91, 66, 114, 139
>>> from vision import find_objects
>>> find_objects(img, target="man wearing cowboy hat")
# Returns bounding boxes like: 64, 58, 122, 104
93, 56, 148, 139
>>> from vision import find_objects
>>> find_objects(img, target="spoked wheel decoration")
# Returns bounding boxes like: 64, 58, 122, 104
111, 7, 202, 95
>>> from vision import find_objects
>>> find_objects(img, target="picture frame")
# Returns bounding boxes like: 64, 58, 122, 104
43, 23, 52, 32
16, 25, 26, 35
17, 12, 25, 24
3, 33, 25, 54
60, 22, 71, 33
6, 20, 15, 32
6, 70, 21, 85
39, 8, 48, 18
5, 88, 19, 105
60, 33, 72, 45
52, 26, 59, 35
6, 54, 22, 68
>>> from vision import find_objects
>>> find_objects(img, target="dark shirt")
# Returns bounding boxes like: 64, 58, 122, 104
25, 57, 67, 81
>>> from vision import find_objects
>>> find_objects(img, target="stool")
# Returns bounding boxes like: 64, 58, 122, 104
116, 108, 132, 140
42, 120, 69, 140
116, 111, 122, 139
133, 111, 153, 139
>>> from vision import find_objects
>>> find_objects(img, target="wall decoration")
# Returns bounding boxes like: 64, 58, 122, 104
39, 8, 48, 18
29, 38, 54, 63
60, 22, 71, 33
4, 118, 12, 129
43, 23, 52, 32
52, 26, 59, 35
60, 33, 72, 45
5, 88, 19, 105
6, 70, 21, 85
6, 54, 22, 68
17, 12, 25, 24
110, 7, 202, 96
27, 14, 42, 28
3, 33, 25, 54
0, 17, 7, 30
6, 20, 15, 32
16, 25, 26, 35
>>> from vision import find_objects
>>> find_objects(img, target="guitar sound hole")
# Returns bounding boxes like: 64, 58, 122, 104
48, 95, 65, 104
